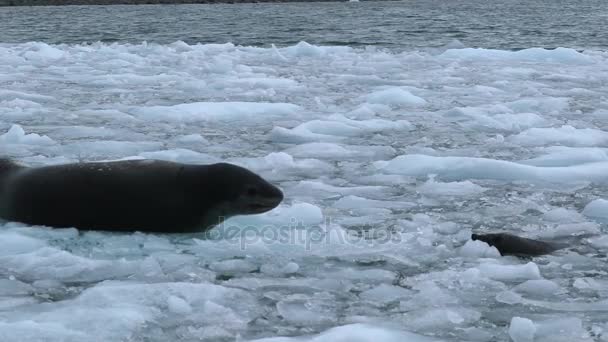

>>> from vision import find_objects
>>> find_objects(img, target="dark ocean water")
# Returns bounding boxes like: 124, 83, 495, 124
0, 0, 606, 50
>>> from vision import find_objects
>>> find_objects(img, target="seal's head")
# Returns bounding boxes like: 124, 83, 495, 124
205, 163, 284, 215
471, 233, 503, 247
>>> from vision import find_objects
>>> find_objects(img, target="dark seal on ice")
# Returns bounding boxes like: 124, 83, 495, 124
471, 233, 564, 257
0, 158, 283, 233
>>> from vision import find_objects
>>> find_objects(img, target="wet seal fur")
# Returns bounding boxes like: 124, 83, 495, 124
0, 158, 283, 233
471, 233, 565, 257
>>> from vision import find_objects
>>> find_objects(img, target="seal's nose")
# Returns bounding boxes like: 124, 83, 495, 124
471, 234, 479, 241
271, 184, 284, 203
255, 183, 283, 208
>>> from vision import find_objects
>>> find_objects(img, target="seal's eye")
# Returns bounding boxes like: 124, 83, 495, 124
247, 187, 258, 197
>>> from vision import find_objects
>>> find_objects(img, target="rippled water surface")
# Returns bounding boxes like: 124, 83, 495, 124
1, 0, 607, 50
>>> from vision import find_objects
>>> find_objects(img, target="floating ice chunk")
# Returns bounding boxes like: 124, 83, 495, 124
459, 240, 501, 258
0, 98, 45, 118
504, 97, 570, 114
526, 298, 608, 312
297, 120, 361, 137
75, 109, 136, 122
271, 116, 412, 143
0, 124, 55, 145
433, 221, 461, 235
181, 326, 233, 341
284, 142, 396, 161
336, 213, 392, 227
0, 247, 137, 282
537, 222, 600, 239
573, 277, 602, 291
477, 262, 541, 281
427, 39, 467, 54
587, 235, 608, 249
225, 202, 324, 229
139, 148, 219, 164
167, 295, 192, 315
270, 43, 288, 61
268, 202, 325, 227
417, 176, 486, 196
260, 262, 299, 276
63, 141, 163, 159
347, 103, 393, 119
22, 42, 65, 63
168, 40, 192, 51
227, 77, 298, 89
224, 277, 351, 294
249, 323, 440, 342
270, 126, 344, 143
0, 321, 88, 342
264, 151, 299, 168
329, 114, 413, 132
0, 297, 40, 311
521, 147, 608, 167
326, 268, 396, 283
290, 180, 392, 199
535, 317, 592, 341
256, 152, 335, 176
440, 47, 592, 64
51, 126, 119, 139
376, 154, 608, 183
131, 256, 165, 281
280, 41, 351, 58
473, 113, 546, 132
496, 290, 524, 304
284, 142, 352, 158
400, 281, 459, 310
175, 133, 209, 145
1, 98, 42, 108
233, 153, 335, 180
209, 259, 257, 274
508, 317, 536, 342
582, 199, 608, 221
0, 279, 34, 296
276, 298, 336, 326
131, 101, 300, 123
36, 281, 255, 339
366, 87, 427, 107
513, 279, 562, 297
0, 89, 55, 103
510, 125, 608, 147
0, 231, 47, 256
446, 106, 546, 132
356, 174, 415, 186
404, 307, 481, 330
359, 284, 412, 304
333, 195, 414, 210
542, 208, 586, 223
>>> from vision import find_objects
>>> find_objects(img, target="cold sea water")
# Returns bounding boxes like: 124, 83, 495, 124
0, 0, 608, 341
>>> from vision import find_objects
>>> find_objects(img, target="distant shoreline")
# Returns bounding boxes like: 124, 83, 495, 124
0, 0, 369, 6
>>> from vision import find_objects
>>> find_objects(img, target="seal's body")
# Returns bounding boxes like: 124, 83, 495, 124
0, 158, 283, 233
471, 233, 562, 257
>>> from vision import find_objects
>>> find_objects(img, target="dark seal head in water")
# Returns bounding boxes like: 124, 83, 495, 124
471, 233, 563, 257
0, 158, 283, 233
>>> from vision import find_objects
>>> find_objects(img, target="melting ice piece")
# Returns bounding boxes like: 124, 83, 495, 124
248, 323, 441, 342
508, 317, 536, 342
